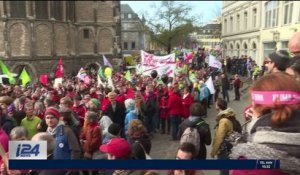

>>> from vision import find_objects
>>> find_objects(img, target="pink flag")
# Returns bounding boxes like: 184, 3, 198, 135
55, 58, 64, 78
40, 74, 48, 85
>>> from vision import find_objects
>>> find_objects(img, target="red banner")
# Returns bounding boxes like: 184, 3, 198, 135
40, 74, 48, 85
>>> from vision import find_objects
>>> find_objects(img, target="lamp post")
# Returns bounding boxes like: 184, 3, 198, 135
272, 31, 280, 51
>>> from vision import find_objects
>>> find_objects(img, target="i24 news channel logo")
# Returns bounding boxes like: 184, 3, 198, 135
9, 141, 47, 160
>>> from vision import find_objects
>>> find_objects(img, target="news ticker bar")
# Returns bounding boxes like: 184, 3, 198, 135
9, 160, 280, 170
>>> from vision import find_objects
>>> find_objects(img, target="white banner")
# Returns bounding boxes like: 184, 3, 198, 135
208, 54, 222, 69
141, 50, 176, 77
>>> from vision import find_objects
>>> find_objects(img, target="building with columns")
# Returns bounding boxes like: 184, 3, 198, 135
0, 1, 121, 81
222, 1, 300, 66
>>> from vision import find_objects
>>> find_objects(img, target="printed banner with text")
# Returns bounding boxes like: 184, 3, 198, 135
141, 50, 176, 78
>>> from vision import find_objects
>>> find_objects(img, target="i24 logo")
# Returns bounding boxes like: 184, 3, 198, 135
16, 144, 40, 157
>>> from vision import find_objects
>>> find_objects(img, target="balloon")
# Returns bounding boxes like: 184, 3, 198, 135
150, 70, 158, 79
161, 74, 168, 84
104, 67, 112, 77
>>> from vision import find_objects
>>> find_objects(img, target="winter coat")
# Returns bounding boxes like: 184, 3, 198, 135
99, 115, 113, 136
104, 102, 126, 128
0, 128, 9, 164
124, 107, 138, 136
159, 96, 169, 119
199, 85, 210, 102
179, 116, 211, 159
167, 92, 183, 116
0, 115, 16, 136
72, 104, 86, 126
233, 78, 241, 88
80, 122, 102, 153
143, 92, 157, 118
211, 108, 234, 157
231, 110, 300, 175
182, 93, 193, 119
48, 123, 82, 160
116, 94, 126, 104
126, 88, 135, 99
221, 76, 230, 91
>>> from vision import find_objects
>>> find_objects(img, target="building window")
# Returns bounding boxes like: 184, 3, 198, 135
281, 41, 289, 50
35, 1, 48, 19
230, 17, 233, 32
124, 42, 128, 50
131, 42, 135, 50
263, 42, 276, 58
253, 8, 257, 28
128, 13, 132, 19
244, 12, 248, 30
236, 14, 240, 32
121, 14, 124, 19
265, 1, 279, 28
68, 1, 75, 22
10, 1, 26, 18
83, 29, 90, 39
224, 19, 227, 33
53, 1, 63, 20
284, 1, 293, 24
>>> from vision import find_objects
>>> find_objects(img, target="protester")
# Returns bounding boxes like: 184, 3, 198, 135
264, 50, 290, 73
231, 72, 300, 175
288, 31, 300, 57
20, 101, 41, 139
168, 142, 198, 175
211, 98, 237, 175
285, 56, 300, 82
45, 107, 82, 160
232, 74, 241, 101
178, 103, 211, 159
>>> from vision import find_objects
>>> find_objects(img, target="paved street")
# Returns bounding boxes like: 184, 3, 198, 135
150, 81, 251, 175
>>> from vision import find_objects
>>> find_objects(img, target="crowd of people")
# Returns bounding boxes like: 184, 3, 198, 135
0, 31, 299, 175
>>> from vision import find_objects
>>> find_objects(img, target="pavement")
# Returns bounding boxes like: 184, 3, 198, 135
149, 81, 251, 175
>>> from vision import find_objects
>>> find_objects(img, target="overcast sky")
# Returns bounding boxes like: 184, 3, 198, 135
120, 1, 223, 25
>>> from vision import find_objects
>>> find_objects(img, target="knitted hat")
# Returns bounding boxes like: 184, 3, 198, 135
90, 98, 100, 109
124, 99, 135, 109
268, 50, 290, 71
45, 107, 61, 119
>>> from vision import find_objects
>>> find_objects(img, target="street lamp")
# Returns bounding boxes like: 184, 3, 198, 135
272, 31, 280, 51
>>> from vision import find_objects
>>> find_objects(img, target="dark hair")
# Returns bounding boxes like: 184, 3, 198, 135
108, 123, 121, 136
190, 102, 205, 116
74, 95, 82, 101
131, 141, 146, 160
216, 98, 227, 110
268, 50, 290, 71
178, 142, 196, 158
288, 56, 300, 75
44, 98, 56, 107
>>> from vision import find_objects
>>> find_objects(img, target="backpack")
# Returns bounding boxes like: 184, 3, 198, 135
180, 121, 205, 154
230, 117, 242, 133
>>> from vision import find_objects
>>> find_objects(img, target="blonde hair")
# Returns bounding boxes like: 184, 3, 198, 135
128, 119, 147, 138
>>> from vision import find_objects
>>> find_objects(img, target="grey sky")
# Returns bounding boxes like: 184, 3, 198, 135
120, 1, 223, 25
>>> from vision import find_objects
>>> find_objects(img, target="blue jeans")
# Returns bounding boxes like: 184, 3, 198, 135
170, 115, 181, 140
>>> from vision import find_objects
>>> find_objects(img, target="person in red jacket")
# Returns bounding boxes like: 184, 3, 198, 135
126, 82, 135, 99
159, 89, 170, 134
182, 86, 194, 119
167, 87, 183, 141
72, 95, 86, 127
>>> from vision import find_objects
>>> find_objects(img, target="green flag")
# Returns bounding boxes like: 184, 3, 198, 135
125, 70, 132, 82
98, 67, 105, 79
0, 60, 15, 84
0, 60, 9, 75
19, 68, 31, 87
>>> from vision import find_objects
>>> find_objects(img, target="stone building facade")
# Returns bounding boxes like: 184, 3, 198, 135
0, 1, 121, 81
189, 23, 222, 49
120, 4, 149, 55
222, 1, 300, 66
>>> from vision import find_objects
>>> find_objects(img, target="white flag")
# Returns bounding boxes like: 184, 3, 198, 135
103, 55, 113, 68
208, 55, 222, 69
97, 75, 105, 87
76, 67, 87, 80
107, 77, 115, 90
205, 76, 215, 94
